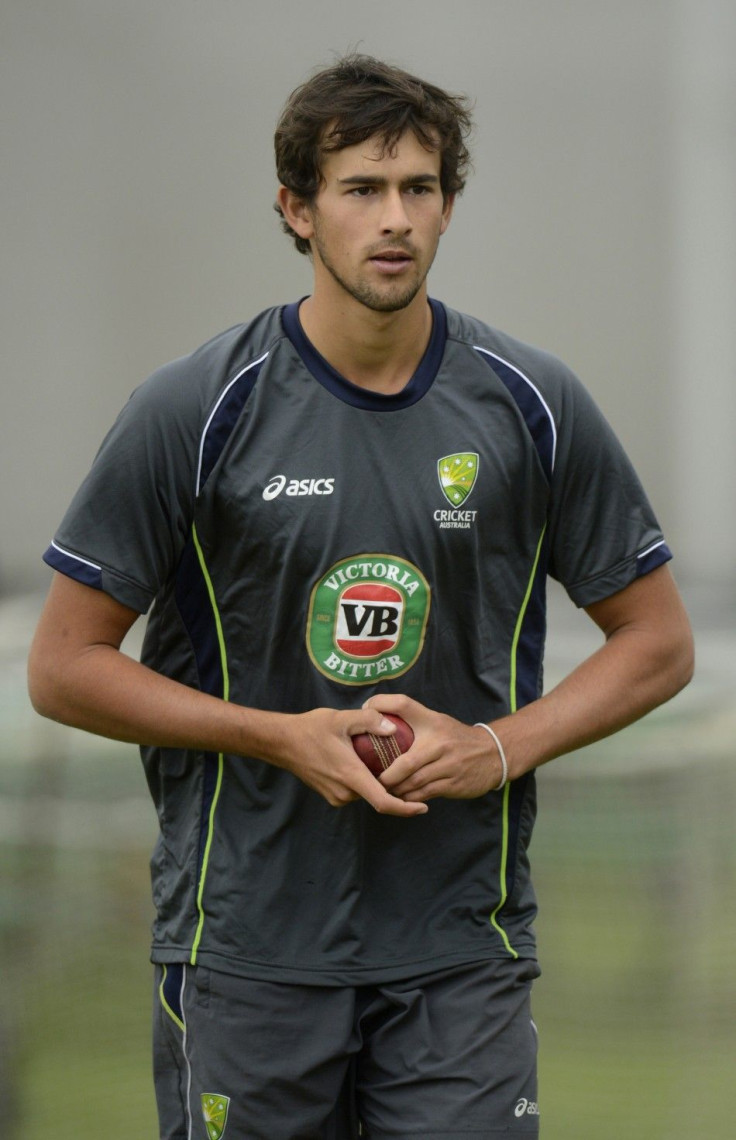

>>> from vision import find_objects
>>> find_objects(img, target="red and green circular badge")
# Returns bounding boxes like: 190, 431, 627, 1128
307, 553, 431, 686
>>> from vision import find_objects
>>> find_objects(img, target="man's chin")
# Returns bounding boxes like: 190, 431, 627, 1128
363, 296, 415, 314
353, 281, 424, 314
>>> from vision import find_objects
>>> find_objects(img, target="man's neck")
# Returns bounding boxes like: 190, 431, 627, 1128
297, 292, 433, 395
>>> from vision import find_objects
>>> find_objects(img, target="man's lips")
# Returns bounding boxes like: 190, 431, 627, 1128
369, 249, 414, 272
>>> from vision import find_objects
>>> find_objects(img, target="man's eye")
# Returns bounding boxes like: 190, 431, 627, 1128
350, 186, 375, 197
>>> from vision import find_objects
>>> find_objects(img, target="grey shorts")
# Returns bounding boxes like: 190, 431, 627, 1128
153, 957, 541, 1140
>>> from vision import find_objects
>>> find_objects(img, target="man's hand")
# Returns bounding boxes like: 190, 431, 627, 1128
361, 694, 505, 802
266, 706, 430, 817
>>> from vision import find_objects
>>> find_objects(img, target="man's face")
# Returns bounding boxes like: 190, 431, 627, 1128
304, 130, 454, 313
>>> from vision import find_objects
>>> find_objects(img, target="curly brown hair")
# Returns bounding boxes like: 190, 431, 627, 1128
274, 54, 473, 254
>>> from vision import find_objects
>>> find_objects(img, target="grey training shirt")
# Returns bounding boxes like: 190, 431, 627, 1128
44, 301, 671, 983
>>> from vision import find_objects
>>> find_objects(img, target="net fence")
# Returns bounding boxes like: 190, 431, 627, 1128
1, 590, 734, 1140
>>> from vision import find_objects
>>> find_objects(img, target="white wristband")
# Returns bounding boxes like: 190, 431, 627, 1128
474, 722, 508, 791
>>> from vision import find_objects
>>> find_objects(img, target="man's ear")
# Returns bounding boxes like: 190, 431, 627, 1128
277, 186, 315, 242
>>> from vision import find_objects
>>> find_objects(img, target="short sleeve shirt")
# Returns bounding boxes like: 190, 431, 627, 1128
44, 301, 671, 983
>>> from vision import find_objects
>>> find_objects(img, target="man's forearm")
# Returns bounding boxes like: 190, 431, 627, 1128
28, 636, 288, 758
492, 572, 694, 780
494, 638, 688, 779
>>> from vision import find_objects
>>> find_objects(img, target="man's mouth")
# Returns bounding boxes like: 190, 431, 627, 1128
369, 249, 414, 272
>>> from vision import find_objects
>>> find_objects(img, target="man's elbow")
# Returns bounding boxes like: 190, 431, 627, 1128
662, 623, 695, 700
27, 646, 71, 724
28, 664, 55, 722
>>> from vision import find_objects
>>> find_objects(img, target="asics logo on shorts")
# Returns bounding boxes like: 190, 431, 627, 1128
262, 474, 335, 500
515, 1097, 540, 1118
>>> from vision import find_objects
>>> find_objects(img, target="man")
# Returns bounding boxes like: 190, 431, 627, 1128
28, 54, 693, 1140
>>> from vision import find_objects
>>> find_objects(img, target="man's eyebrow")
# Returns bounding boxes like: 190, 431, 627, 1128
336, 173, 440, 186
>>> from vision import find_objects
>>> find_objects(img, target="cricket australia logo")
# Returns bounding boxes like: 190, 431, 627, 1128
307, 554, 431, 685
438, 452, 478, 505
435, 453, 479, 529
201, 1093, 230, 1140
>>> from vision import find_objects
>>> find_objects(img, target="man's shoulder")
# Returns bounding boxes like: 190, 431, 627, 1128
126, 306, 288, 425
442, 303, 575, 391
159, 305, 287, 391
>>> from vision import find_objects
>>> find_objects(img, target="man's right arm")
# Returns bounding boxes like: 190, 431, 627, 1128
28, 572, 427, 818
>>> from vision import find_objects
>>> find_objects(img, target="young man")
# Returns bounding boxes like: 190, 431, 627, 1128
29, 55, 693, 1140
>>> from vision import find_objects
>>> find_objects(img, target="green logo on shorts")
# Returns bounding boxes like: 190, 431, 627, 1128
438, 453, 479, 506
307, 554, 431, 685
201, 1093, 230, 1140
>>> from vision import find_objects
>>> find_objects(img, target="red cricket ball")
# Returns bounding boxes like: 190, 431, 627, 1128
351, 714, 415, 777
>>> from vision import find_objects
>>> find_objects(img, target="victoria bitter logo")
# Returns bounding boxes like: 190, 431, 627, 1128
307, 554, 431, 685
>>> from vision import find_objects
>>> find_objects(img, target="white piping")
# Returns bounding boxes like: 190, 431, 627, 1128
196, 351, 270, 494
181, 965, 194, 1140
49, 541, 102, 572
638, 539, 667, 560
473, 345, 558, 472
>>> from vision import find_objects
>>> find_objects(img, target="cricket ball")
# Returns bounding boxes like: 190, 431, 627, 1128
351, 714, 414, 777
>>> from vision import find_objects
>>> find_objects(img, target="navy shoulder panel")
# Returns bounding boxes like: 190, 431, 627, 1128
444, 308, 560, 483
196, 350, 269, 493
473, 345, 557, 483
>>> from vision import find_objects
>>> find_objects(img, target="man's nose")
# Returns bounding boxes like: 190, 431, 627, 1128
379, 191, 412, 235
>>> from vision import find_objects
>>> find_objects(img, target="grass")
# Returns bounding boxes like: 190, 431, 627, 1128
538, 1024, 734, 1139
15, 939, 157, 1140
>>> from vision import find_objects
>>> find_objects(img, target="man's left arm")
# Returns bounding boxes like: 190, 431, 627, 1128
369, 564, 694, 802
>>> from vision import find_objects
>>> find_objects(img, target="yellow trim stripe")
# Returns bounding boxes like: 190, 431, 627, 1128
190, 523, 229, 965
489, 525, 547, 958
509, 525, 547, 717
489, 783, 516, 955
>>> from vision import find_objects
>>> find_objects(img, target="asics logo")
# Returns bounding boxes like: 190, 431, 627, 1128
262, 474, 335, 501
515, 1098, 540, 1118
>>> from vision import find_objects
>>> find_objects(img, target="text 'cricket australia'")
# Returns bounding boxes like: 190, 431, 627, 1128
434, 509, 478, 529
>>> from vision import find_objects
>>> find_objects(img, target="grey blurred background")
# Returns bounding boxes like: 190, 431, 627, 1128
1, 2, 735, 1138
2, 0, 736, 596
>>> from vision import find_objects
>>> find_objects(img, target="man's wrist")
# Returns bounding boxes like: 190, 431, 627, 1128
473, 722, 508, 791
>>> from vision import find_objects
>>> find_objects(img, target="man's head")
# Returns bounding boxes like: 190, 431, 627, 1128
274, 54, 473, 255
